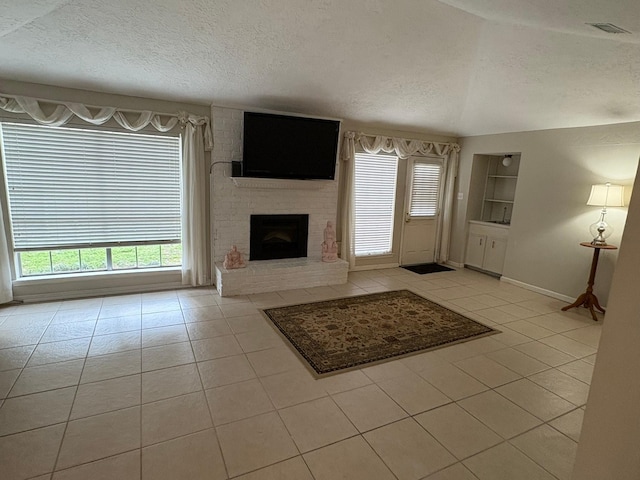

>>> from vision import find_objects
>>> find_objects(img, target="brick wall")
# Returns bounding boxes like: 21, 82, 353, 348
210, 106, 341, 265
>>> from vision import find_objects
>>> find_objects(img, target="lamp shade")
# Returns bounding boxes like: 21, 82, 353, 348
586, 183, 624, 207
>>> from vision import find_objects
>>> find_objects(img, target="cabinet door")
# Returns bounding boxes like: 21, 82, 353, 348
483, 237, 507, 274
465, 233, 486, 268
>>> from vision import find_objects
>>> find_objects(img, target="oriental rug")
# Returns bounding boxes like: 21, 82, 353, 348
263, 289, 497, 376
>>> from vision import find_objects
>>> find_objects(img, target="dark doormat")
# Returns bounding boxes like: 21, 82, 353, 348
401, 263, 455, 275
263, 290, 497, 376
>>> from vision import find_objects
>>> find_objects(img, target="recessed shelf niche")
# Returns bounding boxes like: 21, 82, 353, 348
480, 155, 520, 224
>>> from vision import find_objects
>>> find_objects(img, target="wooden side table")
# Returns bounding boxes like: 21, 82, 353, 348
562, 242, 617, 321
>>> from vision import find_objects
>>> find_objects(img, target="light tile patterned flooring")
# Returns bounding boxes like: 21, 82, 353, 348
0, 267, 599, 479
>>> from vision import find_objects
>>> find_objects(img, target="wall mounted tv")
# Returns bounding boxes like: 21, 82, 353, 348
242, 112, 340, 180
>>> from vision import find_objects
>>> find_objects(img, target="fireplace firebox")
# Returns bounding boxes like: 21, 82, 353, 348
250, 214, 309, 261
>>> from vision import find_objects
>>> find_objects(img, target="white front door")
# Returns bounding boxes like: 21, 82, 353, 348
400, 157, 444, 266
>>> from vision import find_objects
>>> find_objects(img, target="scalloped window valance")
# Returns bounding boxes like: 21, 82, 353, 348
0, 94, 213, 150
341, 131, 459, 162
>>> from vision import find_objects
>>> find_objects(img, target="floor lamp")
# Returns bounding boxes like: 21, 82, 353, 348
587, 182, 624, 245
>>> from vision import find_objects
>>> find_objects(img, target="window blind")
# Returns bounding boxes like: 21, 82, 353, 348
1, 122, 181, 251
409, 161, 442, 217
354, 152, 398, 256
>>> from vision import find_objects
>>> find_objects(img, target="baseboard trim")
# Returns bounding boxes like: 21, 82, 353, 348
350, 263, 400, 272
446, 261, 464, 268
14, 282, 186, 303
500, 276, 574, 303
11, 268, 195, 303
464, 264, 501, 278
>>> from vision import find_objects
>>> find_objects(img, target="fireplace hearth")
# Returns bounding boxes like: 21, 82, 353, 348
250, 214, 309, 261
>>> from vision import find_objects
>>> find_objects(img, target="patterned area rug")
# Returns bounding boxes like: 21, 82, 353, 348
263, 290, 498, 375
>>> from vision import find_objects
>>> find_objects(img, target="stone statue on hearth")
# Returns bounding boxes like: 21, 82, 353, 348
223, 245, 246, 269
321, 221, 338, 263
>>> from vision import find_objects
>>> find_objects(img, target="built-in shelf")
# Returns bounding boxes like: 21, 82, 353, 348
231, 177, 331, 190
480, 155, 520, 223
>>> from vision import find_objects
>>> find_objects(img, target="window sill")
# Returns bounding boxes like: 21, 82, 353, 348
355, 253, 394, 259
13, 266, 181, 286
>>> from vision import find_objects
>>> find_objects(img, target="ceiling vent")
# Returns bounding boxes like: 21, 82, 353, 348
587, 23, 631, 34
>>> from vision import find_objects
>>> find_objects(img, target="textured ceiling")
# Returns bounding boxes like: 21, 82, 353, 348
1, 0, 640, 136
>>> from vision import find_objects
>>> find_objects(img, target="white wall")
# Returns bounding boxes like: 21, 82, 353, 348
571, 161, 640, 479
453, 122, 640, 304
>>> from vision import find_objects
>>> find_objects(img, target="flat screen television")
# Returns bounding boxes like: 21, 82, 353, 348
242, 112, 340, 180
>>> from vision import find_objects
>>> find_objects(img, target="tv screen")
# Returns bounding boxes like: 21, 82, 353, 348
242, 112, 340, 180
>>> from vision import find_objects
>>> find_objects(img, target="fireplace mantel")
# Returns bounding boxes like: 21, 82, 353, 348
231, 177, 332, 190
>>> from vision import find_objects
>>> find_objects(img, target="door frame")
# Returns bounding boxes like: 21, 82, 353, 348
399, 155, 447, 266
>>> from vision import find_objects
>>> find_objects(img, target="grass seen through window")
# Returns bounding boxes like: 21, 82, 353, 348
19, 244, 181, 276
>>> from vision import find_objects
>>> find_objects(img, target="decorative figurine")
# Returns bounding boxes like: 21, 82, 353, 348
223, 245, 246, 269
321, 221, 339, 263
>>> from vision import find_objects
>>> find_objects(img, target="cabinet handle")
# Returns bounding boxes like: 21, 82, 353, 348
492, 241, 495, 248
479, 238, 483, 246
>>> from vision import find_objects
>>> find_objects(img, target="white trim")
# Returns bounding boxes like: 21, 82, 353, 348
350, 263, 401, 272
355, 253, 395, 260
231, 177, 332, 190
446, 261, 464, 268
12, 268, 183, 303
12, 266, 180, 285
500, 276, 575, 303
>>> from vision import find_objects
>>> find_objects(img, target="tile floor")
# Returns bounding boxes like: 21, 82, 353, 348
0, 267, 599, 479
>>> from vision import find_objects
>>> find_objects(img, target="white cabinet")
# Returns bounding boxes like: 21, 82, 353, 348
483, 236, 507, 273
465, 233, 487, 268
465, 222, 509, 275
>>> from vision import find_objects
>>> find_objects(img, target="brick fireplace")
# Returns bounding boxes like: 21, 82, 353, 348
211, 106, 348, 296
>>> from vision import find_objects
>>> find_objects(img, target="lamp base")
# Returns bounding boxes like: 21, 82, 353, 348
589, 220, 611, 246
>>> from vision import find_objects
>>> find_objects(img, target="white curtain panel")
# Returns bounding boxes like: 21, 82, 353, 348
340, 131, 460, 266
340, 132, 357, 268
0, 93, 214, 292
181, 118, 209, 286
0, 204, 12, 304
438, 148, 459, 263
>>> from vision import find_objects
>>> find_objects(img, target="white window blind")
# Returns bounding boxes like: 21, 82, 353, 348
1, 122, 181, 251
354, 152, 398, 256
409, 161, 442, 217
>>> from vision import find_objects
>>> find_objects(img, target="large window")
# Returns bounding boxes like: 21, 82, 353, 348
0, 122, 182, 277
353, 152, 398, 256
